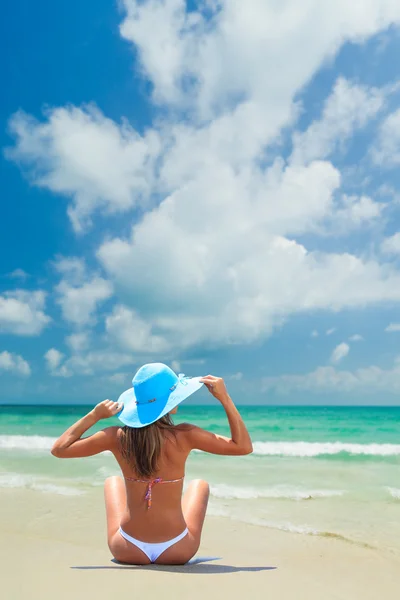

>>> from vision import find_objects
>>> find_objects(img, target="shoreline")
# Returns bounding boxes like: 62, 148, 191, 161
2, 488, 399, 599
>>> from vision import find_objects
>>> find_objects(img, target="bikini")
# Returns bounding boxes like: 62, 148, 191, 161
119, 475, 188, 563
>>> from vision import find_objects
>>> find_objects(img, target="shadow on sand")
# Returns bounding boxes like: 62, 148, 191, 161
71, 556, 277, 574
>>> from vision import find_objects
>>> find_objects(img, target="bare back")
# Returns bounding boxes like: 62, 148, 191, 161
110, 424, 193, 542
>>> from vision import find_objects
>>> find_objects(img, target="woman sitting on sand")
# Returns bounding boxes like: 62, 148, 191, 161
51, 363, 253, 565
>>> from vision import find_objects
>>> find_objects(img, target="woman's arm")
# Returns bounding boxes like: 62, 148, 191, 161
51, 399, 122, 459
186, 375, 253, 456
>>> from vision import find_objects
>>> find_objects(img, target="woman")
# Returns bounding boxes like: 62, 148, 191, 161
51, 363, 253, 565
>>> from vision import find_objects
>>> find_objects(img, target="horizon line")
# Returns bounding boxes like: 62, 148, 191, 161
1, 403, 400, 408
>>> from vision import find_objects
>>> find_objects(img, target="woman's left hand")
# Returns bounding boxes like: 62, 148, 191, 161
92, 399, 122, 420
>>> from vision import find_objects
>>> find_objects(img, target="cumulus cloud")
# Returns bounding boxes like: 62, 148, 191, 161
105, 305, 170, 354
0, 290, 51, 336
98, 211, 400, 350
328, 194, 383, 234
44, 348, 64, 371
108, 372, 129, 386
372, 107, 400, 167
262, 357, 400, 395
290, 78, 386, 166
47, 350, 136, 378
0, 351, 31, 376
65, 332, 90, 353
349, 334, 364, 342
381, 232, 400, 255
56, 277, 113, 326
7, 2, 400, 231
5, 1, 400, 359
230, 372, 243, 381
54, 257, 113, 326
330, 343, 350, 364
6, 106, 161, 232
120, 0, 400, 122
8, 269, 29, 281
385, 323, 400, 332
171, 360, 181, 373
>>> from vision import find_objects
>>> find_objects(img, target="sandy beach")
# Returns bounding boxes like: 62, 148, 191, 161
2, 487, 399, 600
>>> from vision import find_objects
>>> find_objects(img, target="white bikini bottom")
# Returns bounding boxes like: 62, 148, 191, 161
119, 526, 189, 563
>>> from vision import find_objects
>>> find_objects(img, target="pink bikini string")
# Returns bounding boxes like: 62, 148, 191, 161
125, 476, 184, 509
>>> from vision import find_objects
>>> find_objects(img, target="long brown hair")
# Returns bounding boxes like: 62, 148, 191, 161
119, 414, 177, 478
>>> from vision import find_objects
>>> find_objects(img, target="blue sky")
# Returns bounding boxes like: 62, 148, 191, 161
1, 1, 400, 405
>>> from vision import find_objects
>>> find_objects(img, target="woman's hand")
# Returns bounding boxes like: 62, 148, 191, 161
92, 399, 122, 420
200, 375, 230, 402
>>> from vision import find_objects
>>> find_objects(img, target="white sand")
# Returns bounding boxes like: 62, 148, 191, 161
1, 488, 399, 600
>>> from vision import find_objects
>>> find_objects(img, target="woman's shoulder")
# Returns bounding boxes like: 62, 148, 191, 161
100, 425, 123, 446
173, 422, 197, 433
173, 422, 202, 444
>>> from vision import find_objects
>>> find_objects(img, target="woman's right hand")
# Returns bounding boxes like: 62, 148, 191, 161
200, 375, 230, 402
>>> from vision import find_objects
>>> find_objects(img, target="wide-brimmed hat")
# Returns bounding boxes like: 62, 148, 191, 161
117, 363, 203, 428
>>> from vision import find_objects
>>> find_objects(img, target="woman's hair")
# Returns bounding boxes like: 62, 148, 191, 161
119, 414, 177, 478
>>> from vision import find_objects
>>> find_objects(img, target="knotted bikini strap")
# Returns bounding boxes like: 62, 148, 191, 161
124, 475, 184, 509
144, 477, 162, 510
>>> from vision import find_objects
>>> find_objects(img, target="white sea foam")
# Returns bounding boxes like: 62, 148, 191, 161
262, 521, 318, 535
210, 484, 344, 501
252, 441, 400, 457
0, 435, 112, 458
0, 435, 56, 451
0, 472, 84, 496
387, 487, 400, 500
2, 434, 400, 459
206, 506, 319, 535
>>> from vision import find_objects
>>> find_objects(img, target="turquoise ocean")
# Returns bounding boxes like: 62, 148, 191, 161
1, 405, 400, 554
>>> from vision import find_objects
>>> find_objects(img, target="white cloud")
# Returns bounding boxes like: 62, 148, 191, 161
44, 348, 64, 371
108, 373, 129, 386
372, 107, 400, 167
329, 194, 383, 233
326, 328, 336, 336
262, 357, 400, 394
98, 210, 400, 351
7, 2, 400, 233
330, 342, 350, 364
56, 277, 113, 326
5, 1, 400, 358
6, 106, 161, 232
54, 257, 87, 284
0, 290, 51, 336
290, 78, 385, 166
56, 350, 135, 378
385, 323, 400, 332
0, 351, 31, 376
105, 305, 170, 354
121, 0, 400, 122
311, 330, 319, 338
230, 372, 243, 381
381, 232, 400, 255
8, 269, 29, 281
171, 360, 181, 373
349, 334, 364, 342
54, 258, 113, 326
65, 332, 89, 353
44, 343, 136, 378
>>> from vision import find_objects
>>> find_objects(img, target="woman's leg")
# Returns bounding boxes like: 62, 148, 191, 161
104, 475, 126, 544
182, 479, 210, 546
104, 475, 150, 564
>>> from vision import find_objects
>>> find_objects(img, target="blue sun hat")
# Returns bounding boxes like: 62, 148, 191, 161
117, 363, 203, 428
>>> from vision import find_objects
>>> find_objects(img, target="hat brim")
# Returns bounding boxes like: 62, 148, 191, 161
117, 376, 203, 428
